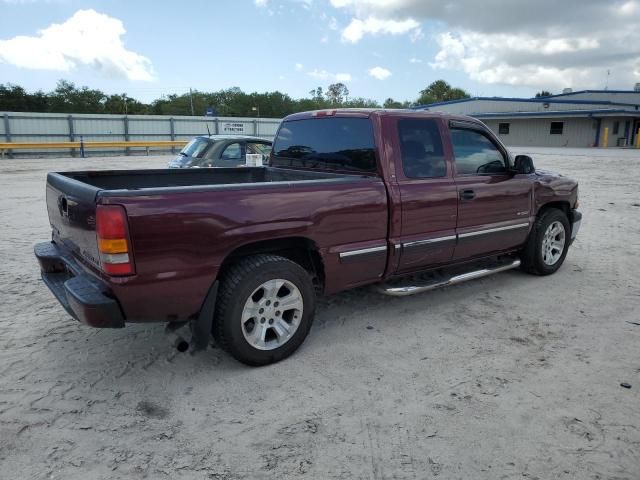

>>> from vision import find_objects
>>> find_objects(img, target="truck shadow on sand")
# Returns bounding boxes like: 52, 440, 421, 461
36, 267, 538, 376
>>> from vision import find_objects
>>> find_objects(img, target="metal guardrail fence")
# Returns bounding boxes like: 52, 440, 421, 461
0, 140, 188, 158
0, 112, 281, 157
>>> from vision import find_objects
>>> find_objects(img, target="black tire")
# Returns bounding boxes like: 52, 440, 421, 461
521, 208, 571, 275
213, 254, 316, 366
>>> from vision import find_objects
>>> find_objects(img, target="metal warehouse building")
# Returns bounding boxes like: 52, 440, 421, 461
417, 89, 640, 148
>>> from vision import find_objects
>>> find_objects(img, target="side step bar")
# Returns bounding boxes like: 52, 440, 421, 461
378, 258, 521, 297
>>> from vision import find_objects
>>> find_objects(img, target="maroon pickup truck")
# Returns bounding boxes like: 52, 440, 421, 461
35, 109, 581, 365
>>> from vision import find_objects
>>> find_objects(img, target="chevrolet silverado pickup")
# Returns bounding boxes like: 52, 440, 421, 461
35, 109, 581, 366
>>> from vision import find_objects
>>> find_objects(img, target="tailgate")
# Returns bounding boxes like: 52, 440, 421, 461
46, 172, 103, 272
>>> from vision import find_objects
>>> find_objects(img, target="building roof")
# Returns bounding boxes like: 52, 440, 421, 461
414, 90, 640, 120
473, 109, 638, 119
538, 89, 640, 99
414, 94, 640, 110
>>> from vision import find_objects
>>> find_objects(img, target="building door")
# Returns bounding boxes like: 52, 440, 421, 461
447, 123, 533, 261
633, 120, 640, 147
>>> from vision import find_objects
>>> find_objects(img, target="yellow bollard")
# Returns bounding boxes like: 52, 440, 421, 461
636, 128, 640, 148
603, 127, 609, 148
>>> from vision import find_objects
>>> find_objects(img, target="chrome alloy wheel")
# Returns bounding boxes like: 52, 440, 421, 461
541, 220, 566, 266
240, 279, 304, 350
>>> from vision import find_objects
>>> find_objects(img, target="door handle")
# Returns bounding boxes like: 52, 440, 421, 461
460, 189, 476, 200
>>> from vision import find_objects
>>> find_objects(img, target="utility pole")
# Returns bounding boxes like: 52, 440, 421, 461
189, 88, 195, 116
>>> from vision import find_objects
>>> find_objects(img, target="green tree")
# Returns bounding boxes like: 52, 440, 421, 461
0, 80, 381, 117
535, 90, 552, 98
326, 83, 350, 104
383, 98, 412, 108
48, 80, 107, 113
416, 80, 470, 105
344, 97, 380, 108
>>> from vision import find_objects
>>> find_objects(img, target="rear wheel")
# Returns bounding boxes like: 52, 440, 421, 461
521, 208, 570, 275
213, 255, 316, 366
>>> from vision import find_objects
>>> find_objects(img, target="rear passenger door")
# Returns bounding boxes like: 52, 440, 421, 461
393, 117, 458, 274
448, 121, 532, 261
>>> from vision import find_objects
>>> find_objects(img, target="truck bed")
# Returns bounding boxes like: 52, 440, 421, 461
52, 166, 365, 194
44, 165, 388, 324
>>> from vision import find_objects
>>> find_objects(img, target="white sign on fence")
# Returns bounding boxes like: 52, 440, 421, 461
220, 122, 245, 133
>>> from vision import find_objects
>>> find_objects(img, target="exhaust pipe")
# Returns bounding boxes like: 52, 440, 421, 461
165, 322, 191, 353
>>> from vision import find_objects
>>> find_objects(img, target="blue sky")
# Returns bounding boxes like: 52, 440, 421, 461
1, 0, 638, 104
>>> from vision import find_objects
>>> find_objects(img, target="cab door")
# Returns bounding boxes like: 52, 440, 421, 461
391, 116, 458, 275
447, 121, 532, 261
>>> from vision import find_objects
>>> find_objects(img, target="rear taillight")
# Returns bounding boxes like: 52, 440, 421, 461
96, 205, 135, 276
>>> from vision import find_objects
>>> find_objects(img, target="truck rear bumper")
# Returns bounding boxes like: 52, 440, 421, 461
34, 242, 125, 328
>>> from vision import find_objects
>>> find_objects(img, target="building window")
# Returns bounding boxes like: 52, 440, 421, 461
498, 123, 510, 135
613, 121, 620, 135
550, 122, 564, 135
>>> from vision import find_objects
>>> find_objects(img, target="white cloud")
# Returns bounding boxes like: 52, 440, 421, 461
295, 63, 304, 71
328, 0, 640, 89
0, 9, 154, 81
254, 0, 268, 6
321, 35, 329, 43
430, 31, 604, 90
409, 57, 422, 63
341, 16, 420, 43
368, 66, 392, 80
328, 17, 338, 30
307, 69, 352, 82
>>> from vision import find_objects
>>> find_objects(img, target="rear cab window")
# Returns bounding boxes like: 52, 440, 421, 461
271, 117, 378, 174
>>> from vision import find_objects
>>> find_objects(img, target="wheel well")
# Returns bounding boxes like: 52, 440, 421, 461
218, 237, 325, 292
537, 201, 570, 218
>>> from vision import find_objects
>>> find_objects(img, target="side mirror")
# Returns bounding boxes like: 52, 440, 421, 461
514, 155, 535, 174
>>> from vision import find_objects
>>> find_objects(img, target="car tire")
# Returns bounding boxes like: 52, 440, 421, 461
213, 255, 316, 366
521, 208, 571, 276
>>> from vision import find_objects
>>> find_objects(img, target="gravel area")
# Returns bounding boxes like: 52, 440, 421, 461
0, 148, 639, 479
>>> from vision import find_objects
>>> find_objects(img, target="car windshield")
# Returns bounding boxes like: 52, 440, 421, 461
180, 138, 210, 158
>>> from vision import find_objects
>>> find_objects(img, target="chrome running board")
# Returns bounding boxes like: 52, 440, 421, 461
378, 258, 521, 297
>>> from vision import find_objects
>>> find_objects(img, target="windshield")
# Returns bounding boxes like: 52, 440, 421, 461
180, 138, 210, 158
271, 117, 377, 174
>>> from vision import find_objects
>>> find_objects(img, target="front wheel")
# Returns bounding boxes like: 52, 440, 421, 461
521, 208, 571, 275
213, 255, 316, 366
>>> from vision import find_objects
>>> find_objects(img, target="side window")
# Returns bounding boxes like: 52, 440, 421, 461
451, 128, 506, 175
398, 119, 446, 178
221, 142, 242, 160
248, 142, 272, 156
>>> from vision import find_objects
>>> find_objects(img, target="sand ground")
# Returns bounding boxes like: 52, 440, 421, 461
0, 148, 639, 479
